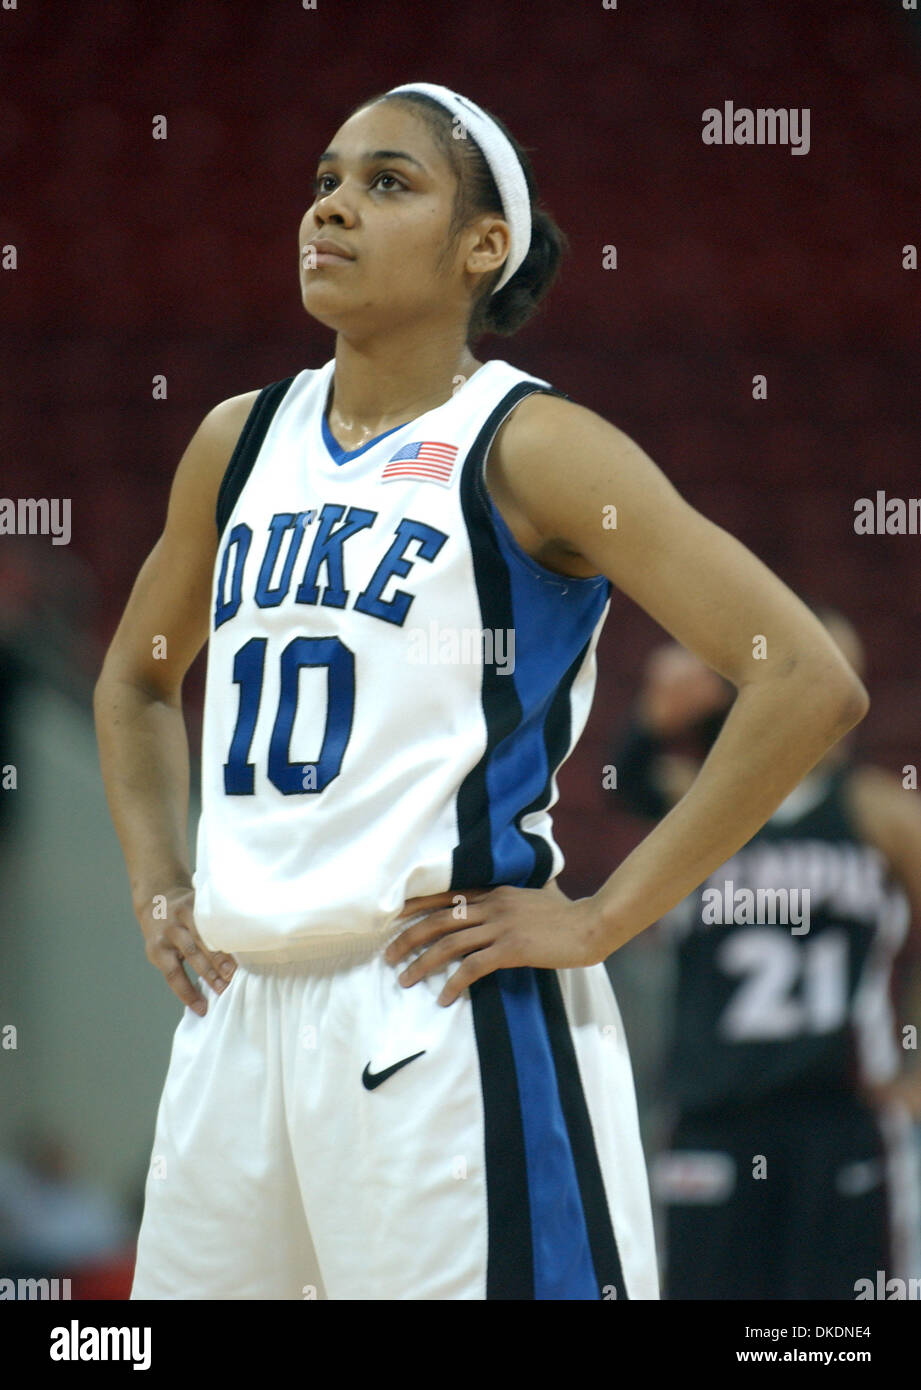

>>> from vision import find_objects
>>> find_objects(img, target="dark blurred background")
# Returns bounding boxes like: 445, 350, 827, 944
1, 0, 919, 1295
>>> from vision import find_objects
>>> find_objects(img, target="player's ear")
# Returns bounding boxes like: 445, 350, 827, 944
464, 214, 511, 283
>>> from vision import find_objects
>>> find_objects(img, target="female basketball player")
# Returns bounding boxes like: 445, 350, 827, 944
95, 82, 869, 1300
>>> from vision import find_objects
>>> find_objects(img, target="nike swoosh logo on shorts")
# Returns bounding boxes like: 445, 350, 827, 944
361, 1050, 426, 1090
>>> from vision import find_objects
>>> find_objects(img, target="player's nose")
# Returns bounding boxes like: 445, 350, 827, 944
314, 184, 357, 228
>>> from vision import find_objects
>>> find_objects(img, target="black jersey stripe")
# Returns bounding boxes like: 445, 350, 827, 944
215, 376, 297, 539
469, 973, 534, 1298
453, 381, 570, 890
535, 969, 629, 1299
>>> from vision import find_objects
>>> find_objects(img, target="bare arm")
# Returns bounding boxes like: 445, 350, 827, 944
491, 394, 868, 954
94, 391, 258, 1013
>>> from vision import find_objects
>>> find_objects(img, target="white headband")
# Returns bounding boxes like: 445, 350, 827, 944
385, 81, 531, 295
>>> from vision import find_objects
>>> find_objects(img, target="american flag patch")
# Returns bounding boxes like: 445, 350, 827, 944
381, 440, 458, 485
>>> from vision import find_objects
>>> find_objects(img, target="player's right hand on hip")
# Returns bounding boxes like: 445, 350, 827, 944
137, 885, 237, 1016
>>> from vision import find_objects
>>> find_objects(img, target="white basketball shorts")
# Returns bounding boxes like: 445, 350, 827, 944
130, 923, 660, 1300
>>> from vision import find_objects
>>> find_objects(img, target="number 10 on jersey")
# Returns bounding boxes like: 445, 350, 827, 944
223, 635, 355, 795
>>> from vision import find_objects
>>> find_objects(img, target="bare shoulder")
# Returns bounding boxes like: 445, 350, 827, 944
493, 390, 638, 481
188, 389, 262, 487
490, 389, 677, 533
487, 391, 645, 578
98, 388, 264, 693
200, 389, 262, 451
164, 389, 262, 531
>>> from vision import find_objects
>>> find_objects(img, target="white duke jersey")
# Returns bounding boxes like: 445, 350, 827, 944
192, 357, 612, 952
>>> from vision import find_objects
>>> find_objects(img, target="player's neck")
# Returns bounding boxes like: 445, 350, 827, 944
327, 330, 483, 441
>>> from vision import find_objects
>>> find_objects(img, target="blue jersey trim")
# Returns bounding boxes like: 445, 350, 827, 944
487, 495, 610, 591
321, 413, 404, 467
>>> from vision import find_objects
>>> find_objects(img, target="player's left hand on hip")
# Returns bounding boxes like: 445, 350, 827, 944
386, 879, 606, 1006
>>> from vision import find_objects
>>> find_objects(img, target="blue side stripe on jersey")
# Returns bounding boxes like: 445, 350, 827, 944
486, 495, 609, 884
498, 967, 600, 1299
535, 969, 629, 1298
453, 381, 611, 891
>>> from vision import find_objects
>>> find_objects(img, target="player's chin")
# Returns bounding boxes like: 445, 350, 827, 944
299, 278, 358, 323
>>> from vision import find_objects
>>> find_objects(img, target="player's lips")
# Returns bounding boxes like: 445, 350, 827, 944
306, 239, 356, 265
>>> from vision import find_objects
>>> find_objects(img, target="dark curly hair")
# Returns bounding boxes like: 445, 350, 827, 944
350, 89, 568, 344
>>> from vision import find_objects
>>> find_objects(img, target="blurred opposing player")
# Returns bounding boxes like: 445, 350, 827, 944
609, 609, 921, 1299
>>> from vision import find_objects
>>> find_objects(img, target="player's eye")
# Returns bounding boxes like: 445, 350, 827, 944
313, 170, 405, 196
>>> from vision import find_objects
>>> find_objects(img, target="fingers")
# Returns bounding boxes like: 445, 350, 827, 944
153, 932, 236, 1016
396, 888, 489, 919
386, 899, 488, 965
172, 922, 235, 996
395, 891, 455, 918
171, 895, 236, 976
394, 925, 494, 986
388, 883, 569, 1004
158, 948, 209, 1016
438, 945, 506, 1006
142, 889, 237, 1015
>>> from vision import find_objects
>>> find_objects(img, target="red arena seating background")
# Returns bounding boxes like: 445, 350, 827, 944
2, 0, 919, 896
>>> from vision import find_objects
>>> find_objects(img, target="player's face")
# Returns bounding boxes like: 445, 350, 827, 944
298, 101, 468, 335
